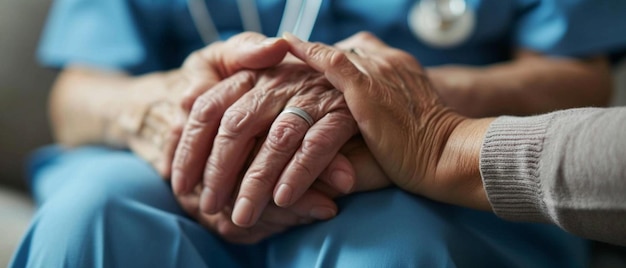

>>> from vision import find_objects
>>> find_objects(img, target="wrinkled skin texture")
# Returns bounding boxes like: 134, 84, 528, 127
174, 61, 361, 228
119, 33, 291, 178
285, 32, 468, 200
119, 32, 351, 243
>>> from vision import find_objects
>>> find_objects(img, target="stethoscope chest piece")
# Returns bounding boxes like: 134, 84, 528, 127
408, 0, 475, 48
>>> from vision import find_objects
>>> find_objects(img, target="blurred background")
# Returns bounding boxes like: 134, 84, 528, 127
0, 0, 54, 265
0, 0, 625, 267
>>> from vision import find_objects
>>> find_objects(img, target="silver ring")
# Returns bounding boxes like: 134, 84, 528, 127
280, 107, 314, 127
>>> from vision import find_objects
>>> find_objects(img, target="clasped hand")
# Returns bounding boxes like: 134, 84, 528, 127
127, 31, 483, 244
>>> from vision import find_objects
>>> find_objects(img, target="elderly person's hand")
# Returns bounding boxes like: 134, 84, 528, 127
285, 32, 492, 209
110, 32, 290, 178
173, 60, 367, 227
117, 32, 354, 240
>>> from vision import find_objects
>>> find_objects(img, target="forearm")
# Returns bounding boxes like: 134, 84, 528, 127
428, 53, 611, 117
481, 107, 626, 245
49, 67, 178, 147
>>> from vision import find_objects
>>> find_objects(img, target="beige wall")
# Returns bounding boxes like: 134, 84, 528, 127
0, 0, 55, 190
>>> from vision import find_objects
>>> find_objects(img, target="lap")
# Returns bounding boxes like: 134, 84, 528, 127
17, 146, 263, 268
15, 146, 588, 268
270, 189, 587, 267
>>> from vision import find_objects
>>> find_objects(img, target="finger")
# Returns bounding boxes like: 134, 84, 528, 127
227, 108, 311, 219
339, 138, 392, 192
256, 187, 340, 226
282, 188, 337, 220
317, 153, 356, 196
283, 32, 365, 94
196, 210, 280, 245
274, 110, 358, 207
257, 205, 301, 226
334, 31, 388, 51
171, 71, 256, 195
201, 64, 325, 216
199, 90, 288, 216
181, 33, 290, 111
229, 87, 345, 226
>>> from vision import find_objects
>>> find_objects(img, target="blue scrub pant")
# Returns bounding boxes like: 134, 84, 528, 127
11, 146, 588, 267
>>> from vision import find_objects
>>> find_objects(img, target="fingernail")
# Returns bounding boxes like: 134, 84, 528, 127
274, 184, 294, 207
261, 37, 280, 46
309, 207, 336, 220
232, 197, 255, 227
282, 32, 302, 43
199, 187, 217, 214
331, 170, 354, 193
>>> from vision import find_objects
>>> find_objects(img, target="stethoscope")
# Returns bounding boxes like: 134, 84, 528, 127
409, 0, 475, 48
187, 0, 474, 48
187, 0, 323, 44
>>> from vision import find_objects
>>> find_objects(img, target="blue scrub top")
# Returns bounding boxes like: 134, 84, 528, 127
38, 0, 626, 75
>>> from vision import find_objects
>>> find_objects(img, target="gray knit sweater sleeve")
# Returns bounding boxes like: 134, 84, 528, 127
480, 107, 626, 246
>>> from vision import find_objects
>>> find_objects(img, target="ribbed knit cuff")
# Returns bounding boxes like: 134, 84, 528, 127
480, 114, 555, 223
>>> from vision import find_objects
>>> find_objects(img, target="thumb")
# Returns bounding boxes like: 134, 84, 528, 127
209, 32, 290, 75
283, 32, 379, 137
181, 32, 289, 111
282, 32, 364, 95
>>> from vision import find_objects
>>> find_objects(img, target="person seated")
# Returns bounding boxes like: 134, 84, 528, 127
11, 0, 626, 267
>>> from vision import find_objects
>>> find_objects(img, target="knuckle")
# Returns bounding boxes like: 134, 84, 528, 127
325, 111, 358, 132
242, 171, 273, 193
306, 42, 330, 61
220, 108, 252, 138
329, 50, 349, 68
290, 157, 316, 179
266, 120, 307, 153
301, 132, 336, 159
203, 159, 227, 184
189, 95, 222, 124
231, 70, 256, 88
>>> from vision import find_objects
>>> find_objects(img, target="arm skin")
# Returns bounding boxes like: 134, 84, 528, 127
286, 33, 626, 246
49, 67, 180, 148
45, 33, 350, 244
428, 50, 612, 117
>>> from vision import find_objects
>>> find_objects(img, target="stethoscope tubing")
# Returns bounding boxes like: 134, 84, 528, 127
187, 0, 472, 47
188, 0, 323, 45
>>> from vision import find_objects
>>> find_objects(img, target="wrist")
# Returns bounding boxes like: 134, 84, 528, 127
435, 114, 494, 210
104, 70, 182, 147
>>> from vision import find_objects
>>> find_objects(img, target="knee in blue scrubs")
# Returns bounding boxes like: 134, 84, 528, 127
11, 147, 263, 268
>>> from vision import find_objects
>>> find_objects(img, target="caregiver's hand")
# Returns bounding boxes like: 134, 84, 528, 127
285, 32, 491, 209
119, 32, 290, 178
174, 62, 360, 228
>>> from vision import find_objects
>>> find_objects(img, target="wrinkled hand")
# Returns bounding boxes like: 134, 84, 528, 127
116, 32, 290, 178
173, 61, 361, 227
286, 32, 477, 203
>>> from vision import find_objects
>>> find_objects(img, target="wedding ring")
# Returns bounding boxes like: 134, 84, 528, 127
280, 107, 314, 127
